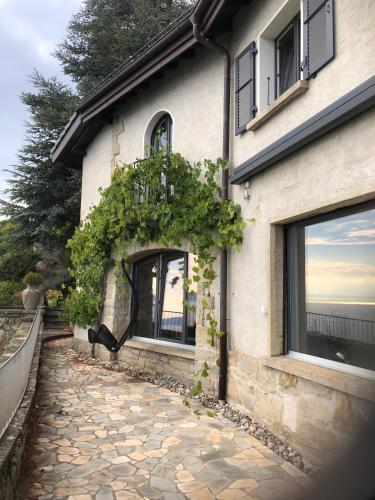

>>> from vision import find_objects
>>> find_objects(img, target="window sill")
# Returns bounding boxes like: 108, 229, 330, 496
126, 338, 195, 360
262, 355, 375, 403
247, 80, 309, 132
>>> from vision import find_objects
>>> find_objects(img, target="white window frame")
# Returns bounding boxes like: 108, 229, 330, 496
132, 335, 195, 352
288, 351, 375, 381
257, 0, 304, 112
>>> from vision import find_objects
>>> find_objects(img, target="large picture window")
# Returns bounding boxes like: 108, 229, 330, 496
133, 251, 196, 345
286, 203, 375, 374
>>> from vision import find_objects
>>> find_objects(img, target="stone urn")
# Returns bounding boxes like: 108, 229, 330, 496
22, 285, 42, 310
21, 272, 44, 310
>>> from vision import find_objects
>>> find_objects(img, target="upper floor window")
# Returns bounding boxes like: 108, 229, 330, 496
235, 0, 334, 133
286, 203, 375, 377
150, 114, 173, 153
275, 14, 300, 98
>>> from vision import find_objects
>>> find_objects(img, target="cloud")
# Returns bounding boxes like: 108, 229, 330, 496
347, 229, 375, 238
0, 1, 80, 64
307, 260, 375, 277
306, 236, 375, 246
325, 218, 369, 233
306, 260, 375, 301
0, 0, 82, 190
306, 209, 375, 247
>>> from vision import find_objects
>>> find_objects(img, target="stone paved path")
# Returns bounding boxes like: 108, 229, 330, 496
22, 338, 313, 499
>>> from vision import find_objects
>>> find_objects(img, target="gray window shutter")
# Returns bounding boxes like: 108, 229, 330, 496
302, 0, 334, 79
235, 41, 257, 135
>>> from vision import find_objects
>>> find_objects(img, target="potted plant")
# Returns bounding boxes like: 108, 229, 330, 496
45, 289, 63, 308
22, 272, 44, 310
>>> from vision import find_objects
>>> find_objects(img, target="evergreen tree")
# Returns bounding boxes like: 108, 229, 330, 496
1, 0, 193, 258
0, 221, 40, 282
55, 0, 194, 96
0, 71, 80, 252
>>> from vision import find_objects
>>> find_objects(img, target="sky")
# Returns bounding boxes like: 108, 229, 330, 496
305, 207, 375, 304
0, 0, 83, 196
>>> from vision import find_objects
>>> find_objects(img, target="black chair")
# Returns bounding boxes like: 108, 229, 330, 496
88, 259, 138, 353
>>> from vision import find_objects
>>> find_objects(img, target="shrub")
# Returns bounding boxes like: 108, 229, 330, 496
46, 289, 64, 307
23, 272, 44, 286
0, 281, 20, 306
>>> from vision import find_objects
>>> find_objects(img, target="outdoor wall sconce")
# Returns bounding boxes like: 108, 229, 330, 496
244, 180, 251, 201
88, 259, 138, 352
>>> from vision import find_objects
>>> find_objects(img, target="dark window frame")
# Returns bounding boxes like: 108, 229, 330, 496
133, 250, 196, 346
150, 114, 173, 153
284, 200, 375, 371
275, 13, 301, 99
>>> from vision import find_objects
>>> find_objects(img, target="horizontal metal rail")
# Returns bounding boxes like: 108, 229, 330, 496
307, 311, 375, 345
78, 7, 195, 107
0, 306, 42, 438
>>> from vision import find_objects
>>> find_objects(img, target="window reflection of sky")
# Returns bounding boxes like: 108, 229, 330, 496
305, 208, 375, 305
164, 257, 184, 313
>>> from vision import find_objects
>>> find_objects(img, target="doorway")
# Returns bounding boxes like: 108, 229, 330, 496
133, 251, 196, 345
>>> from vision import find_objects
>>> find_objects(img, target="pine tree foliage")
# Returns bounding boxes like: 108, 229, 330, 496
0, 221, 40, 282
55, 0, 194, 96
1, 0, 194, 256
0, 71, 80, 251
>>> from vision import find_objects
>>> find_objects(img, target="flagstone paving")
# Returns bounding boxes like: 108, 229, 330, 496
22, 338, 314, 499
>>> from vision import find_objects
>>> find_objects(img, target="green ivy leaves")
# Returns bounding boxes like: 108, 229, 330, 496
65, 152, 245, 407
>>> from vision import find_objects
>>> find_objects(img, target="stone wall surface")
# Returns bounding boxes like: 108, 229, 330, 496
74, 338, 195, 384
226, 350, 375, 467
118, 343, 195, 384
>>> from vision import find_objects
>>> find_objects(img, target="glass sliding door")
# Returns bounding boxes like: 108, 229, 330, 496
133, 255, 158, 339
186, 253, 197, 345
133, 251, 196, 346
158, 253, 185, 342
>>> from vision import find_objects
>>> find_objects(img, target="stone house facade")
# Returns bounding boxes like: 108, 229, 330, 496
53, 0, 375, 467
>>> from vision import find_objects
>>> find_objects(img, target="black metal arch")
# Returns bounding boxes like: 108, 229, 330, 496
88, 259, 139, 353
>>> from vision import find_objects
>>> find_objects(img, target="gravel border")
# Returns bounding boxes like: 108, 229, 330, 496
74, 352, 320, 477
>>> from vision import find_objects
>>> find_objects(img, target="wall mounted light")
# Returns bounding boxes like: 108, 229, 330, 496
244, 180, 251, 201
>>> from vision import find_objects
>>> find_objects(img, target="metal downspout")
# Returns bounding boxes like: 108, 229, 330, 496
191, 14, 230, 402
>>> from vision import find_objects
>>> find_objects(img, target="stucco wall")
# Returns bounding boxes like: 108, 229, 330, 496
80, 123, 113, 219
226, 107, 375, 465
115, 43, 223, 166
73, 0, 375, 468
229, 108, 375, 357
230, 0, 375, 167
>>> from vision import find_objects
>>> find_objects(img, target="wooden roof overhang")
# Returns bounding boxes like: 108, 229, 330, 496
52, 0, 248, 168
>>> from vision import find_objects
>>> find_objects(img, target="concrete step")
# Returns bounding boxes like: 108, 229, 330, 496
44, 308, 69, 329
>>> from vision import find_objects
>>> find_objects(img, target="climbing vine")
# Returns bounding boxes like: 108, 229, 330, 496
65, 151, 246, 406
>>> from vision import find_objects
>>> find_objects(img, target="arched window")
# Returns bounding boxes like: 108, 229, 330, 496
133, 251, 196, 345
150, 114, 173, 153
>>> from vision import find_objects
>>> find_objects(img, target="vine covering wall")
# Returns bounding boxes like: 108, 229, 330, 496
65, 152, 246, 403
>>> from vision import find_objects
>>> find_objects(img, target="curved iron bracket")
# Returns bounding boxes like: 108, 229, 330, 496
88, 259, 139, 353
